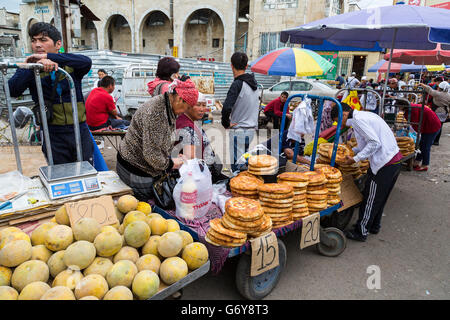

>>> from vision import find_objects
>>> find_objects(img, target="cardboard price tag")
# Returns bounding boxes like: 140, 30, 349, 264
300, 212, 320, 249
65, 195, 118, 227
250, 232, 279, 277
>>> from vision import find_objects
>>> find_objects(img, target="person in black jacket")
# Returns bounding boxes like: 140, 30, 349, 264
8, 22, 93, 165
221, 52, 260, 171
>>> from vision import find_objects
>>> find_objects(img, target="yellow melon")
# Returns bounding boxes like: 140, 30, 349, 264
55, 205, 70, 226
136, 202, 152, 216
72, 218, 101, 242
175, 230, 194, 248
113, 246, 140, 264
182, 242, 209, 270
158, 232, 183, 258
150, 217, 168, 235
0, 230, 30, 250
31, 245, 53, 263
0, 266, 12, 286
0, 239, 32, 267
147, 213, 162, 220
52, 268, 83, 290
114, 206, 124, 223
132, 270, 160, 300
47, 250, 66, 278
74, 274, 109, 300
124, 220, 151, 248
0, 227, 22, 240
103, 285, 133, 300
136, 254, 161, 274
40, 286, 76, 300
31, 222, 57, 246
11, 260, 49, 292
0, 286, 18, 300
94, 229, 122, 257
123, 210, 147, 229
106, 260, 138, 288
44, 225, 73, 251
159, 257, 188, 285
83, 257, 114, 278
18, 281, 51, 300
142, 235, 162, 258
63, 241, 96, 271
167, 219, 180, 232
100, 225, 117, 233
117, 195, 139, 213
79, 295, 99, 300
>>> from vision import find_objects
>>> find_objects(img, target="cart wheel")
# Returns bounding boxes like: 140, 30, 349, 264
235, 239, 287, 300
321, 207, 354, 231
316, 227, 346, 257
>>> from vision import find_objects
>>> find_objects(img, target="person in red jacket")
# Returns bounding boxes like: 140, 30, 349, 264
263, 91, 290, 129
398, 99, 441, 172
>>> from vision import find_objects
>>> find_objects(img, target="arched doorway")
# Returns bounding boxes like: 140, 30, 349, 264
184, 9, 224, 62
106, 14, 131, 52
26, 18, 39, 53
81, 17, 98, 50
140, 11, 172, 55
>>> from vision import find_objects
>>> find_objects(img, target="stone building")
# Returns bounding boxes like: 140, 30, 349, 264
0, 8, 22, 57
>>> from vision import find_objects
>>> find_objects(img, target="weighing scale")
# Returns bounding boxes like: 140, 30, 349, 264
39, 161, 102, 200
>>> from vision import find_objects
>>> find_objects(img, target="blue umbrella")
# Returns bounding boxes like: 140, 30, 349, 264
280, 4, 450, 105
367, 59, 445, 73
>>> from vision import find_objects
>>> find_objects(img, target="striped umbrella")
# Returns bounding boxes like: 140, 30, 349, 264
368, 59, 446, 73
250, 47, 335, 77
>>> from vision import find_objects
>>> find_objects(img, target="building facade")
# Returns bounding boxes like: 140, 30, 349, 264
0, 8, 22, 57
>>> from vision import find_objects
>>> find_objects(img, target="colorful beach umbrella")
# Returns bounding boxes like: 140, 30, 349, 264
368, 59, 446, 73
250, 47, 335, 77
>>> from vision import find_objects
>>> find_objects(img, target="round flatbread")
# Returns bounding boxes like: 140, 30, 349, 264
261, 206, 292, 213
307, 194, 328, 201
308, 202, 328, 209
230, 187, 259, 195
307, 188, 328, 195
260, 201, 293, 209
307, 184, 328, 191
205, 233, 246, 248
278, 179, 309, 188
315, 166, 342, 180
277, 172, 310, 182
303, 171, 327, 185
293, 194, 307, 201
230, 175, 264, 191
258, 191, 294, 200
225, 197, 263, 222
208, 229, 247, 243
258, 197, 293, 204
209, 218, 247, 239
248, 168, 278, 176
328, 198, 341, 205
223, 212, 265, 228
329, 144, 354, 163
257, 183, 293, 194
237, 171, 265, 182
248, 155, 278, 168
231, 193, 259, 200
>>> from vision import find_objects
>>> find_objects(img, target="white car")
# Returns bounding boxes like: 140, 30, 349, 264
262, 79, 338, 104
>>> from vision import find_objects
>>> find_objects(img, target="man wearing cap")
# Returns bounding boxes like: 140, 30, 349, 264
342, 72, 360, 100
330, 103, 403, 242
360, 76, 368, 89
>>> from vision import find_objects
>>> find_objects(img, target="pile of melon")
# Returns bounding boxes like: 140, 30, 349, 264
0, 195, 208, 300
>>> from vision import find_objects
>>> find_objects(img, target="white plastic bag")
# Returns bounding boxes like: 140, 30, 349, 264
0, 171, 31, 202
287, 96, 315, 142
173, 159, 213, 220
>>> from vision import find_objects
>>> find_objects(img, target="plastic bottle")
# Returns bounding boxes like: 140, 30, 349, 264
179, 172, 197, 220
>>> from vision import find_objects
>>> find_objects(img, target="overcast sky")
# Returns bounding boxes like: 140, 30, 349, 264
0, 0, 21, 13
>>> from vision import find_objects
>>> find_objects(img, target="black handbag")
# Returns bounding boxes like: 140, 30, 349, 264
151, 171, 179, 210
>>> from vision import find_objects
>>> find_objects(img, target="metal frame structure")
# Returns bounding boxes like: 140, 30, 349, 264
0, 62, 82, 173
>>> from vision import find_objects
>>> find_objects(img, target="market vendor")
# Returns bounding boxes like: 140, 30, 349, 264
116, 79, 199, 200
331, 103, 402, 242
147, 57, 181, 97
263, 91, 291, 129
175, 93, 224, 182
396, 99, 441, 172
8, 22, 93, 165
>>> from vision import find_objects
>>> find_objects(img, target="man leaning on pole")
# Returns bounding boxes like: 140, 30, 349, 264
8, 22, 93, 165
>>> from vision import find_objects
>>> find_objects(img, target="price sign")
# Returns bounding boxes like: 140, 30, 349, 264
250, 232, 279, 276
65, 195, 118, 227
300, 212, 320, 249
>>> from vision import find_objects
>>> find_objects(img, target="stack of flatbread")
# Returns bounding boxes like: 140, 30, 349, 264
317, 143, 333, 164
396, 136, 415, 157
277, 172, 310, 220
304, 171, 328, 213
230, 173, 264, 200
219, 197, 272, 240
395, 112, 408, 127
206, 218, 247, 248
346, 137, 358, 149
315, 165, 342, 206
257, 183, 294, 228
248, 155, 278, 176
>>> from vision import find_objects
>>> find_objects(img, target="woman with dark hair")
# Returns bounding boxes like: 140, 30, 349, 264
117, 79, 199, 200
147, 57, 181, 97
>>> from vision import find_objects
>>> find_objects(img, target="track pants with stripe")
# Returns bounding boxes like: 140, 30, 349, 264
355, 163, 401, 237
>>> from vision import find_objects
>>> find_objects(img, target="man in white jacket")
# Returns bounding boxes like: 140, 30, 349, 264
331, 103, 403, 241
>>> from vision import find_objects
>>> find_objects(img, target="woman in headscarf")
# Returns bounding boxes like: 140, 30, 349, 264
147, 57, 181, 97
117, 78, 199, 200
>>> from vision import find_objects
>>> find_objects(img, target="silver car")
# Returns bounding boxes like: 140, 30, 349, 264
262, 79, 338, 104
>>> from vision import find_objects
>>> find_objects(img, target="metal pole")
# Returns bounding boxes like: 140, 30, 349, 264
52, 0, 64, 50
34, 67, 54, 165
1, 67, 22, 173
382, 28, 398, 110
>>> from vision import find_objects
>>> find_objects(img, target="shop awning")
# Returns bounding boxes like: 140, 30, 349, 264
303, 40, 384, 53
